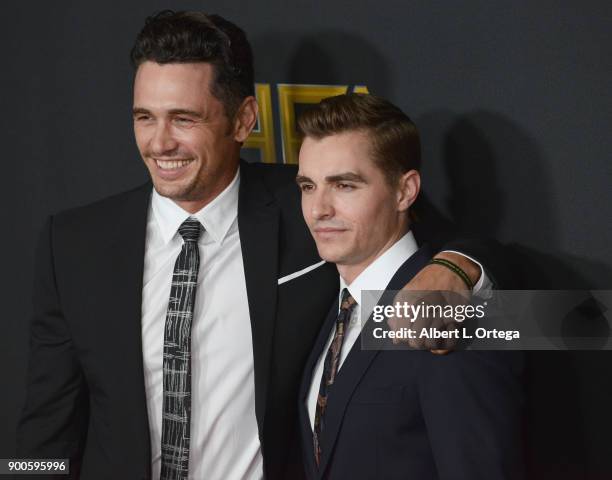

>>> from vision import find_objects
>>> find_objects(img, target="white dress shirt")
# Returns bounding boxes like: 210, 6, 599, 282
141, 170, 263, 480
306, 232, 491, 429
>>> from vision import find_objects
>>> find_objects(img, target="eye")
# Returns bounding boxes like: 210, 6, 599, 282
134, 114, 151, 122
336, 182, 355, 191
175, 117, 195, 125
299, 183, 315, 192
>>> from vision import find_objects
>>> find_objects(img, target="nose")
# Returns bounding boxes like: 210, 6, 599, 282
150, 121, 178, 156
310, 188, 334, 220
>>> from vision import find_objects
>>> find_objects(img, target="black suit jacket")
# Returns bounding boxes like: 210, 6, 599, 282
298, 247, 525, 480
17, 160, 513, 479
17, 161, 341, 479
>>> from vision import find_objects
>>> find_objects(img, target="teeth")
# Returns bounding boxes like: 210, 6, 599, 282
155, 159, 192, 170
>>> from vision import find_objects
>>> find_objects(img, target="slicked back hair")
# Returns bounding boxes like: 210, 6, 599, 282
130, 10, 254, 119
298, 93, 421, 185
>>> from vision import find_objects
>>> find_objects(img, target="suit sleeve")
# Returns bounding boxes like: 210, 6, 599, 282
16, 216, 88, 479
417, 351, 525, 480
439, 237, 519, 289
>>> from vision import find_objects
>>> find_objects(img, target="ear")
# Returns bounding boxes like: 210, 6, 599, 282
396, 170, 420, 212
233, 96, 258, 143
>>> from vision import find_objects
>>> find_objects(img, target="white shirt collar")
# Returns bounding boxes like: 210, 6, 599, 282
339, 230, 419, 308
151, 168, 240, 245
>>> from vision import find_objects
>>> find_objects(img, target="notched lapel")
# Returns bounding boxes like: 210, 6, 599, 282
238, 162, 280, 433
317, 343, 379, 475
317, 246, 433, 476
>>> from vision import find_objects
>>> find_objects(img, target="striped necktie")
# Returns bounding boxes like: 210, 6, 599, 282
313, 288, 357, 467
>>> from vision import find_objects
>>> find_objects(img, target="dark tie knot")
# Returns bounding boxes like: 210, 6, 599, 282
178, 217, 203, 243
340, 288, 356, 311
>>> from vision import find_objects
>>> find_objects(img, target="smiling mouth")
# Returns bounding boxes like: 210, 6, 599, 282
154, 159, 193, 170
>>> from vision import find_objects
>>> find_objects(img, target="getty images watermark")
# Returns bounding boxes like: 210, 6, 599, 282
359, 290, 612, 350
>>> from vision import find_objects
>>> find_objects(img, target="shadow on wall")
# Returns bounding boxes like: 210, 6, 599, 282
418, 109, 612, 288
419, 109, 612, 480
253, 29, 392, 96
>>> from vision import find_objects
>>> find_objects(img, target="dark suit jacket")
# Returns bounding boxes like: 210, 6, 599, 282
298, 247, 525, 480
17, 160, 513, 479
17, 161, 341, 479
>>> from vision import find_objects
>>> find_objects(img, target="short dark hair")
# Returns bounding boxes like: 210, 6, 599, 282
297, 94, 421, 185
130, 10, 255, 119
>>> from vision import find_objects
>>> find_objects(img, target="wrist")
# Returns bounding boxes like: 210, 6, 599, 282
433, 251, 481, 286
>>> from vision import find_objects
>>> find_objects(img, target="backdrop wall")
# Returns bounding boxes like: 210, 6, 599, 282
2, 1, 611, 478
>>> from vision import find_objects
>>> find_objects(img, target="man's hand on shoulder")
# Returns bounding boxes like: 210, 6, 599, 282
388, 252, 481, 354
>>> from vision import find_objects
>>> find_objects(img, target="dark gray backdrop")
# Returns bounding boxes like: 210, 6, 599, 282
2, 1, 611, 478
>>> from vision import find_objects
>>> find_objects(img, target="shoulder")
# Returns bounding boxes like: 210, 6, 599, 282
240, 161, 298, 195
239, 161, 302, 216
51, 182, 150, 236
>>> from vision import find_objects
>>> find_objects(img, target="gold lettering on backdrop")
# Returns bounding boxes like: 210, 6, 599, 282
243, 83, 276, 164
277, 84, 348, 164
244, 84, 369, 164
352, 85, 370, 94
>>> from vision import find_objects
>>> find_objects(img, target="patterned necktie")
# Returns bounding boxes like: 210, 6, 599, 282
160, 217, 203, 480
313, 288, 357, 467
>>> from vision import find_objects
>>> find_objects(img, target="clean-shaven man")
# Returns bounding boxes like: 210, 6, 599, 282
18, 11, 510, 480
296, 94, 524, 480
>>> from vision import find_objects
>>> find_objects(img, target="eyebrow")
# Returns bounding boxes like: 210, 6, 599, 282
131, 107, 204, 118
167, 109, 204, 118
295, 172, 367, 184
132, 107, 150, 116
324, 172, 367, 183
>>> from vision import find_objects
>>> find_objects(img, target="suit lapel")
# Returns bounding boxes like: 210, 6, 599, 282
237, 161, 280, 433
96, 182, 153, 474
298, 301, 339, 472
317, 245, 433, 476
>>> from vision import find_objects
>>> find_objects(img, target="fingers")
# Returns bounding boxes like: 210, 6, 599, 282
385, 289, 469, 351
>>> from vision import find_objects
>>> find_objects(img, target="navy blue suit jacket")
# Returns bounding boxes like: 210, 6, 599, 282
298, 246, 524, 480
